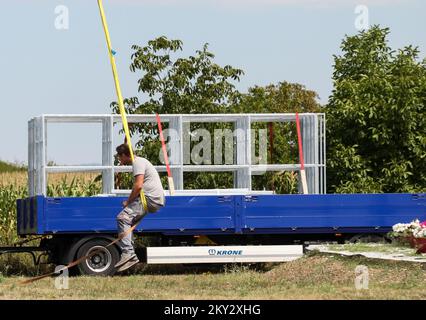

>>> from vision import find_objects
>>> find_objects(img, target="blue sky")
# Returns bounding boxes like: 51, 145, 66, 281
0, 0, 425, 165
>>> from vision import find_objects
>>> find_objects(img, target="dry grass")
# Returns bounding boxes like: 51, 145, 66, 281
1, 253, 425, 300
0, 172, 100, 187
0, 172, 27, 187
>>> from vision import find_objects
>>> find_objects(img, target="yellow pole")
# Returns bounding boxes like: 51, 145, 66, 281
97, 0, 147, 211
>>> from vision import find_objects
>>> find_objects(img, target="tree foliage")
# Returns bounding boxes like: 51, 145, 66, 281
235, 83, 321, 193
235, 82, 321, 114
326, 26, 426, 193
111, 36, 244, 189
112, 36, 243, 117
112, 37, 321, 193
111, 36, 243, 162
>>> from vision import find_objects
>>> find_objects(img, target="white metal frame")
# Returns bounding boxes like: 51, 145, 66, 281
28, 113, 326, 197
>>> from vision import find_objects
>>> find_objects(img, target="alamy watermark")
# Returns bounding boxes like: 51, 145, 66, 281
354, 5, 369, 31
160, 128, 269, 173
54, 265, 69, 290
354, 265, 369, 290
55, 5, 69, 30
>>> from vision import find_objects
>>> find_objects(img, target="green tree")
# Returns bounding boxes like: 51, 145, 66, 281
326, 26, 426, 193
111, 36, 243, 189
111, 37, 322, 193
112, 36, 243, 116
235, 82, 321, 114
111, 36, 243, 151
235, 82, 322, 193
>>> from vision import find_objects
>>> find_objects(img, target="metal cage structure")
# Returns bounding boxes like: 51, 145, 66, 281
28, 113, 326, 197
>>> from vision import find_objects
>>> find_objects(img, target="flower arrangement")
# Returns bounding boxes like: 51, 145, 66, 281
413, 227, 426, 239
390, 219, 426, 253
391, 219, 422, 238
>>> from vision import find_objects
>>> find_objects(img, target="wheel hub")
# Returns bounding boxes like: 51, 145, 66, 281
85, 246, 112, 273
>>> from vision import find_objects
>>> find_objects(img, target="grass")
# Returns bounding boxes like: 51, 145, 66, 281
0, 250, 50, 276
0, 253, 426, 299
1, 171, 425, 299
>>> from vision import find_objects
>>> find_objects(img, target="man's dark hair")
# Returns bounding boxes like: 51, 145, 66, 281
116, 144, 131, 157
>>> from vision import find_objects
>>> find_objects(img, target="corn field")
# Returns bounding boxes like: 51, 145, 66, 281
0, 172, 100, 187
0, 172, 101, 245
0, 184, 27, 244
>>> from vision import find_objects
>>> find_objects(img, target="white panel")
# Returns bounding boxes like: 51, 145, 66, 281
147, 245, 304, 264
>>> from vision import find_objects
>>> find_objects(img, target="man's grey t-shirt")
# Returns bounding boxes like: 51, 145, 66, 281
133, 157, 165, 208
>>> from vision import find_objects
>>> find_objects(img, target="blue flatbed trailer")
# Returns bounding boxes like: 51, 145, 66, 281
17, 193, 426, 237
11, 192, 425, 276
8, 113, 426, 276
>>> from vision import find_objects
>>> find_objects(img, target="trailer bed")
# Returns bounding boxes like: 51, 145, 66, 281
17, 193, 426, 236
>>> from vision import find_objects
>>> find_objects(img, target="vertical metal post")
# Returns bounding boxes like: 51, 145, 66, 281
33, 116, 44, 196
169, 115, 183, 190
319, 115, 323, 194
28, 119, 35, 197
323, 114, 327, 194
299, 115, 306, 194
42, 116, 47, 196
309, 115, 314, 194
235, 115, 250, 189
110, 115, 115, 194
102, 115, 113, 194
313, 114, 319, 194
247, 115, 252, 190
321, 114, 326, 194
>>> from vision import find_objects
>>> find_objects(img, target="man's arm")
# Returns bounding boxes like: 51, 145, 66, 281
123, 174, 144, 207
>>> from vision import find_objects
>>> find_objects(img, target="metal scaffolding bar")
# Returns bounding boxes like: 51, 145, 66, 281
28, 113, 326, 196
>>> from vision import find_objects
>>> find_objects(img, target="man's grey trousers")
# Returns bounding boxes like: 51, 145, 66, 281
117, 199, 159, 255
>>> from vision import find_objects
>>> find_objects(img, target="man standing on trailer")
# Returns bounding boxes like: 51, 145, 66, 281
114, 144, 165, 272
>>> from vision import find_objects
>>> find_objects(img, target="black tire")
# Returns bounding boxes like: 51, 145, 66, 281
76, 238, 120, 276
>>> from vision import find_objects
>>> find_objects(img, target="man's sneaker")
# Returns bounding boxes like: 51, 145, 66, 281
114, 253, 137, 269
117, 256, 139, 273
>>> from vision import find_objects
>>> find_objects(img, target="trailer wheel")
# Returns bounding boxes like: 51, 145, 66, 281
76, 239, 119, 276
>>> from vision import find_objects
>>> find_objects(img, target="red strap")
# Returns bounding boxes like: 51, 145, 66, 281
155, 113, 172, 178
295, 113, 305, 171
